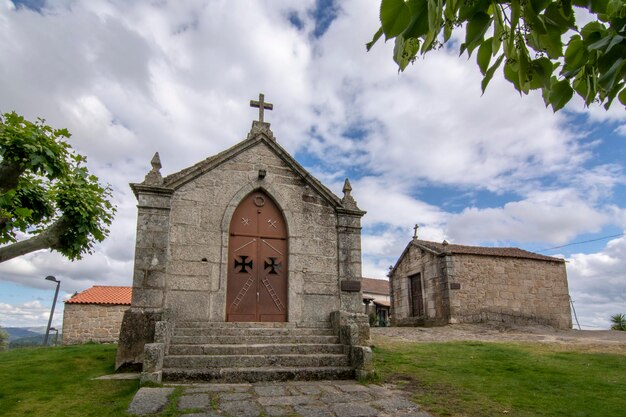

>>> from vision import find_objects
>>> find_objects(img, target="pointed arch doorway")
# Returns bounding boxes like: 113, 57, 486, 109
226, 190, 288, 322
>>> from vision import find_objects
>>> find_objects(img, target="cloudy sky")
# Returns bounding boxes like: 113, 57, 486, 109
0, 0, 624, 331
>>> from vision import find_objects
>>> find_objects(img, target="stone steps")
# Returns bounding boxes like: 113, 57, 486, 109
162, 366, 355, 383
164, 353, 350, 368
174, 327, 334, 336
170, 334, 340, 345
177, 321, 330, 328
163, 323, 352, 383
169, 343, 346, 356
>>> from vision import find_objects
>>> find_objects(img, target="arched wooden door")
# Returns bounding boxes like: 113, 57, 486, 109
226, 190, 288, 322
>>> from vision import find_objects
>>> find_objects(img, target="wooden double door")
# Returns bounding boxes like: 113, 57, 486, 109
226, 190, 288, 322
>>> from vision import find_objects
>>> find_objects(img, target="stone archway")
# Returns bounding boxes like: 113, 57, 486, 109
226, 189, 288, 322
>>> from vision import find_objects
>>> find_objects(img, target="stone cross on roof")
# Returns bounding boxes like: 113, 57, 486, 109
250, 93, 273, 122
413, 224, 419, 239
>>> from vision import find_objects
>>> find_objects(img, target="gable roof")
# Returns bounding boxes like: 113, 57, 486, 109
159, 122, 349, 210
362, 277, 390, 295
413, 239, 564, 262
391, 239, 565, 276
65, 286, 132, 305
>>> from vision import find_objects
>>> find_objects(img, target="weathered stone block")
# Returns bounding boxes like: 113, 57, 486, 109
115, 309, 165, 370
143, 342, 165, 373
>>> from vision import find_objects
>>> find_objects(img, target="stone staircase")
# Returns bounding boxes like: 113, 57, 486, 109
162, 322, 355, 382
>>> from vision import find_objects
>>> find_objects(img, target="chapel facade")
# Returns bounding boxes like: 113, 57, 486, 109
389, 237, 572, 329
116, 96, 371, 382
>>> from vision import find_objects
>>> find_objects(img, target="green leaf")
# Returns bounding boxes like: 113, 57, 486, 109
564, 36, 588, 72
481, 54, 505, 94
504, 60, 522, 93
404, 0, 429, 38
511, 0, 520, 30
538, 25, 564, 59
366, 27, 384, 51
530, 0, 551, 12
523, 3, 547, 35
14, 207, 32, 219
518, 45, 531, 93
530, 57, 553, 90
465, 12, 491, 56
381, 0, 411, 39
581, 21, 605, 43
588, 35, 613, 51
477, 38, 493, 75
549, 79, 574, 111
618, 87, 626, 106
543, 3, 575, 33
492, 5, 503, 55
606, 35, 624, 53
598, 57, 625, 91
393, 35, 420, 71
607, 0, 625, 16
573, 70, 590, 103
590, 0, 608, 14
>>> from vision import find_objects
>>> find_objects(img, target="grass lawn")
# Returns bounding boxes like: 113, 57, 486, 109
0, 344, 138, 417
2, 340, 624, 417
372, 340, 626, 417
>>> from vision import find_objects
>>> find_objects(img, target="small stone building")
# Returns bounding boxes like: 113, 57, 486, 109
362, 277, 390, 326
116, 97, 371, 378
389, 238, 572, 329
62, 286, 131, 344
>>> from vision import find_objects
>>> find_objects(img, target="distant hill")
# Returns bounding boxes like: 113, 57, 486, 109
4, 327, 43, 342
2, 327, 61, 348
9, 334, 47, 348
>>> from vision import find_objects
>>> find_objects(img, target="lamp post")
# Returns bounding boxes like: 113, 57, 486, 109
43, 276, 60, 346
49, 327, 59, 346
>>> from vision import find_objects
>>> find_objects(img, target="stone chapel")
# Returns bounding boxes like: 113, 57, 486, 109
389, 231, 572, 329
116, 95, 372, 383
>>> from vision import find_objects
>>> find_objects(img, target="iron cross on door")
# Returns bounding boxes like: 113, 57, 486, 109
226, 190, 288, 322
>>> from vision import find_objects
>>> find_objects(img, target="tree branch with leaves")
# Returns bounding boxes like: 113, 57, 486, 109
0, 112, 115, 263
368, 0, 626, 111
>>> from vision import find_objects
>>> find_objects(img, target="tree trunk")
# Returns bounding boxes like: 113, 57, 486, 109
0, 217, 71, 263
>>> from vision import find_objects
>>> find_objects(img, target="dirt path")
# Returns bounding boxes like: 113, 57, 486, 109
371, 324, 626, 354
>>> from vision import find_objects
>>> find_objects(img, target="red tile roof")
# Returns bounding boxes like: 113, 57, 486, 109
65, 286, 132, 305
413, 239, 564, 262
361, 278, 390, 295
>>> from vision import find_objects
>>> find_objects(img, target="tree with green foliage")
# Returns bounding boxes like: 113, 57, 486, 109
0, 327, 8, 351
0, 112, 115, 263
610, 313, 626, 330
368, 0, 626, 112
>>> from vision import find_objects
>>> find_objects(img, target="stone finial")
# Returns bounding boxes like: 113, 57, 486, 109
144, 152, 163, 185
413, 224, 419, 240
343, 178, 352, 194
341, 178, 359, 210
247, 120, 275, 140
442, 240, 449, 246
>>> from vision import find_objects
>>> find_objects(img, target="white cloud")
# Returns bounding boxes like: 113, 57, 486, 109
567, 235, 626, 329
0, 0, 624, 330
447, 188, 611, 244
0, 299, 62, 328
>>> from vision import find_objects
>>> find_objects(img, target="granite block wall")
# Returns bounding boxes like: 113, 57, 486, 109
62, 304, 127, 344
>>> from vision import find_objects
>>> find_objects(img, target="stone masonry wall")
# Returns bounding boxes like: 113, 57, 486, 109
165, 141, 340, 325
390, 245, 448, 326
449, 255, 572, 329
62, 304, 128, 344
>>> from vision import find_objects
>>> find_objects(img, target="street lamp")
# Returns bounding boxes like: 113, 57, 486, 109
43, 275, 60, 346
49, 327, 59, 346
